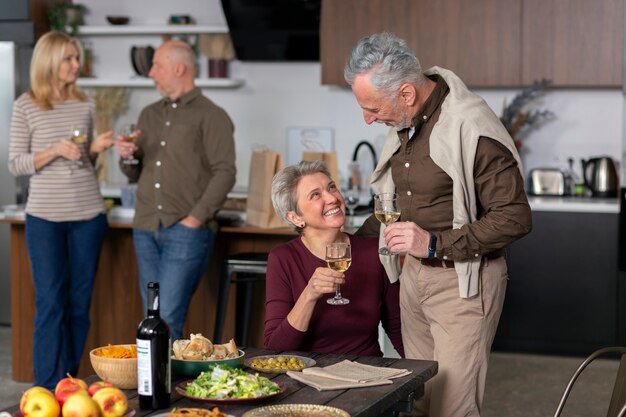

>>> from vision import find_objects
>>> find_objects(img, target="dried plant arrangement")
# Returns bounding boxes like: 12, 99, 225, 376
91, 87, 130, 182
500, 79, 555, 149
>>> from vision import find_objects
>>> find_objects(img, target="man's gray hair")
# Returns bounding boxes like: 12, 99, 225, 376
271, 160, 332, 232
344, 32, 427, 96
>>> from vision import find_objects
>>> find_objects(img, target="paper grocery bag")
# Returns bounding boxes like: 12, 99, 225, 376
302, 151, 340, 184
245, 151, 285, 228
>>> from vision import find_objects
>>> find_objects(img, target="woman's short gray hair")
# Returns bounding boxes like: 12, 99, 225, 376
344, 32, 427, 97
271, 160, 332, 232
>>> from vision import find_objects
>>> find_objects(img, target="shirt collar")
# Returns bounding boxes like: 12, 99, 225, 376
160, 87, 202, 107
416, 74, 448, 124
401, 74, 449, 137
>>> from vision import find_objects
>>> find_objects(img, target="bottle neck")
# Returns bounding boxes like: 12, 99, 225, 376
147, 289, 160, 317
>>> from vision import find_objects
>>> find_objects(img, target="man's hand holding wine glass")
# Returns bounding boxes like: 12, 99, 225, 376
383, 221, 430, 258
115, 125, 140, 163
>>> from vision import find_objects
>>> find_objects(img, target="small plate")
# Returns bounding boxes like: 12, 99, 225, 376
244, 354, 316, 373
242, 404, 349, 417
175, 380, 285, 405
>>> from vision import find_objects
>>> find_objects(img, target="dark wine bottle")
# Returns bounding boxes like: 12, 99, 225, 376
137, 282, 171, 410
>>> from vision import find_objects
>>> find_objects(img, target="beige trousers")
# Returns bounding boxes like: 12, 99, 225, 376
400, 256, 507, 417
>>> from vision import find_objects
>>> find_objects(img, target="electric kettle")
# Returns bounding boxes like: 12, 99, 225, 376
582, 156, 618, 198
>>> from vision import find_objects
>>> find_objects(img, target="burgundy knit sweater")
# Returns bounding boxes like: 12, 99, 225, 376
264, 235, 404, 357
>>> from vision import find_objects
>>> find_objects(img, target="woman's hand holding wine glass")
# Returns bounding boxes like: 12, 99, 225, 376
325, 242, 351, 305
69, 126, 87, 167
375, 193, 401, 255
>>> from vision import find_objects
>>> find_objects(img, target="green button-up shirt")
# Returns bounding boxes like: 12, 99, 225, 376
120, 87, 236, 231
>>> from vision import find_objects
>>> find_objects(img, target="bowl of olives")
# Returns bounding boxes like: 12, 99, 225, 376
244, 354, 316, 373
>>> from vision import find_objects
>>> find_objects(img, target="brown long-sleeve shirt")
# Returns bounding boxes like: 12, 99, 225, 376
120, 87, 236, 231
359, 75, 531, 261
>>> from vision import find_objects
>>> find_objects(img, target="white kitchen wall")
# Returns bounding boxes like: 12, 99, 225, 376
80, 0, 624, 190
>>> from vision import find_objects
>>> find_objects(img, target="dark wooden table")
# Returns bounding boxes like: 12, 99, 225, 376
2, 347, 437, 417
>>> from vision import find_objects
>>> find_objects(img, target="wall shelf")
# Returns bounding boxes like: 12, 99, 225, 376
78, 24, 228, 35
77, 77, 244, 88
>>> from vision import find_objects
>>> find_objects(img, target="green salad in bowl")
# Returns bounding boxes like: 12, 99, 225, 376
181, 365, 281, 400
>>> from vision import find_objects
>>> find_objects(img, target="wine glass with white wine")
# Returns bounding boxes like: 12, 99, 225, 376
70, 126, 87, 168
325, 242, 351, 305
120, 124, 139, 165
374, 193, 401, 255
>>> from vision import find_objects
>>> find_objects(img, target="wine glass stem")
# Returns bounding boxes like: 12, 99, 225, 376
334, 285, 342, 299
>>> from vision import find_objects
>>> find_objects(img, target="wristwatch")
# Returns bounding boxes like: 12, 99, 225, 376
428, 233, 437, 259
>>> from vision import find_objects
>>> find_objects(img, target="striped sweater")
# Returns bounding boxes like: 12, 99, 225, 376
8, 93, 105, 222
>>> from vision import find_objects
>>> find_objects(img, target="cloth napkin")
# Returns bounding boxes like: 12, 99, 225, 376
287, 360, 411, 391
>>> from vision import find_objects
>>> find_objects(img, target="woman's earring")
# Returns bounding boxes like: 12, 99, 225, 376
300, 223, 306, 228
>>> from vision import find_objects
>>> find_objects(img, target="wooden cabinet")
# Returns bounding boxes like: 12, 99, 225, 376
321, 0, 623, 87
321, 0, 521, 87
493, 211, 620, 355
522, 0, 623, 87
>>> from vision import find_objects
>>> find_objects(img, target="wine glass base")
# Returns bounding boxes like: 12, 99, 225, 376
327, 297, 350, 305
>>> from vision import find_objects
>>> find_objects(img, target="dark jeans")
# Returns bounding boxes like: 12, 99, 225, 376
25, 213, 107, 389
133, 222, 215, 341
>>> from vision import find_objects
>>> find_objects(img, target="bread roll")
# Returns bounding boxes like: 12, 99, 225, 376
182, 333, 213, 360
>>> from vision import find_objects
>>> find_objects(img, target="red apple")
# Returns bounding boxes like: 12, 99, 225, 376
61, 393, 100, 417
91, 387, 128, 417
21, 387, 61, 417
87, 381, 115, 396
55, 385, 88, 408
55, 375, 88, 396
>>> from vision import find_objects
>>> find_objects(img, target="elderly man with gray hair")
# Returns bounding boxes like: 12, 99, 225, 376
345, 32, 532, 417
115, 40, 236, 341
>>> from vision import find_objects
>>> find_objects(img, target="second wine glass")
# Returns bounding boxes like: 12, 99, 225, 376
325, 242, 351, 305
374, 193, 401, 255
120, 124, 139, 165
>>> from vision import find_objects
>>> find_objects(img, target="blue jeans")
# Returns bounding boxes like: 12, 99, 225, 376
25, 213, 108, 389
133, 222, 215, 341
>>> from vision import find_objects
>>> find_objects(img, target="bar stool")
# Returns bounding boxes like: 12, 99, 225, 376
213, 252, 268, 346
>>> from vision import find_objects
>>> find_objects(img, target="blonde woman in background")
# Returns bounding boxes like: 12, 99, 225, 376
8, 31, 115, 389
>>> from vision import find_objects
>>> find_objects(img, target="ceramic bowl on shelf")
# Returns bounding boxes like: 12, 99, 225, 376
107, 16, 130, 25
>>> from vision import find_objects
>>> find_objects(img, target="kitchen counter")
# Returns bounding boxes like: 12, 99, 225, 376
528, 196, 619, 213
0, 216, 295, 383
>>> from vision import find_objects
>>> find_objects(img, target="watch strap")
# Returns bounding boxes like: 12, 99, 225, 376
428, 233, 437, 259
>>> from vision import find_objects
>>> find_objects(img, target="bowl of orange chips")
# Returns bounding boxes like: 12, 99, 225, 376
90, 344, 137, 389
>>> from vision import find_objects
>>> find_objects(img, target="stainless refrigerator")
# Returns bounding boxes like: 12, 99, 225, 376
0, 40, 32, 325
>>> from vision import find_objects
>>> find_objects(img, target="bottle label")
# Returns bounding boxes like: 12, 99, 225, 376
136, 338, 152, 395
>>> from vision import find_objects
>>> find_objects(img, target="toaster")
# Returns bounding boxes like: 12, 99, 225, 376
528, 168, 569, 196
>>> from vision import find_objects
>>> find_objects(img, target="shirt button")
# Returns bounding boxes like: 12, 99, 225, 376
157, 205, 163, 210
422, 115, 428, 120
475, 253, 480, 257
156, 161, 161, 167
405, 162, 410, 168
160, 141, 166, 146
407, 191, 412, 196
165, 121, 171, 126
155, 183, 160, 189
172, 103, 177, 109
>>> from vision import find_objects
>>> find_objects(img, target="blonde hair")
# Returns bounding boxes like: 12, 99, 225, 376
29, 31, 87, 110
